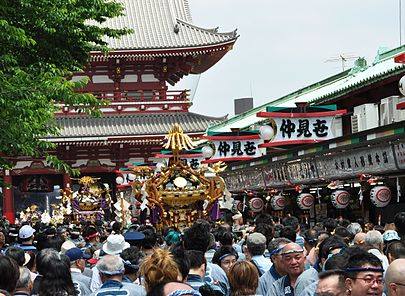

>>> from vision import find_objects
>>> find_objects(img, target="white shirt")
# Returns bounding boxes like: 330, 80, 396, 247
368, 249, 389, 272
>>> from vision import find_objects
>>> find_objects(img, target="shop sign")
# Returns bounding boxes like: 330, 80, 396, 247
262, 159, 318, 187
316, 145, 397, 179
272, 117, 335, 142
204, 133, 263, 163
222, 169, 265, 192
242, 169, 265, 189
393, 140, 405, 170
222, 172, 243, 192
257, 109, 346, 147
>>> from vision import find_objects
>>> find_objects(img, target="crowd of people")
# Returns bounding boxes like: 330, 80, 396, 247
0, 210, 405, 296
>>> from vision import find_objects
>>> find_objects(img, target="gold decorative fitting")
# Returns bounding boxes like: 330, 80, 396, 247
163, 124, 195, 155
143, 124, 226, 229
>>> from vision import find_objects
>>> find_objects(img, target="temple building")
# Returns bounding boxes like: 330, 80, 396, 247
2, 0, 238, 222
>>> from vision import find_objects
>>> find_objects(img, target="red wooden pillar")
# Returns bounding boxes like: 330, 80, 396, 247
63, 173, 71, 189
3, 170, 15, 223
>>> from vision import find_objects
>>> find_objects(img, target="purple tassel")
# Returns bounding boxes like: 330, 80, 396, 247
210, 200, 220, 221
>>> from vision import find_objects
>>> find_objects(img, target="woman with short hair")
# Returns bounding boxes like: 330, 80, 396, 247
227, 260, 259, 296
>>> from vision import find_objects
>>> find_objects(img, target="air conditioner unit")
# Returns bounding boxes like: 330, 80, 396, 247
380, 96, 405, 126
351, 103, 379, 133
351, 114, 359, 133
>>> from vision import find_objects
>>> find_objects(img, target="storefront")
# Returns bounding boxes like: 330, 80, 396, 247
221, 122, 405, 224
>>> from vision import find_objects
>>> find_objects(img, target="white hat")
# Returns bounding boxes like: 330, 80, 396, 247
19, 225, 36, 239
60, 240, 76, 254
102, 234, 130, 255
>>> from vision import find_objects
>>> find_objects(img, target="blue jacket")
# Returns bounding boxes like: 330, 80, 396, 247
90, 279, 146, 296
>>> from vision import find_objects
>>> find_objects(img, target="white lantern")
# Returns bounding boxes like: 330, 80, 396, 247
399, 75, 405, 96
259, 125, 274, 141
127, 173, 136, 181
370, 186, 391, 208
270, 195, 286, 210
115, 176, 124, 185
202, 146, 214, 158
331, 190, 350, 209
249, 197, 264, 212
297, 193, 314, 210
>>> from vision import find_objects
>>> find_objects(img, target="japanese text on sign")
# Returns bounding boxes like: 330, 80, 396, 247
273, 117, 335, 142
212, 139, 262, 161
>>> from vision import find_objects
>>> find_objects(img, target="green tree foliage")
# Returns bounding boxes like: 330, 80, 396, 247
0, 0, 129, 175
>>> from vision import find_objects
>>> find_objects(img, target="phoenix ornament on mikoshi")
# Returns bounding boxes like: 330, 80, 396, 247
144, 124, 226, 229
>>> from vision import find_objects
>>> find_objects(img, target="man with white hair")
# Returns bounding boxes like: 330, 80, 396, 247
385, 259, 405, 296
347, 223, 362, 243
90, 255, 145, 296
353, 232, 366, 246
365, 230, 389, 271
245, 232, 271, 276
14, 267, 32, 296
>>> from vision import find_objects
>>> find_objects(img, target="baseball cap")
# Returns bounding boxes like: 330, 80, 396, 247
123, 231, 145, 243
60, 240, 76, 254
65, 247, 91, 261
383, 230, 401, 242
19, 225, 36, 239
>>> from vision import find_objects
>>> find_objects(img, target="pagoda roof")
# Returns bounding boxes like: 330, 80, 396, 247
93, 0, 238, 53
208, 45, 405, 133
48, 112, 226, 143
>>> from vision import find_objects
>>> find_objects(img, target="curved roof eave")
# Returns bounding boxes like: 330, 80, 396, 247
89, 39, 238, 57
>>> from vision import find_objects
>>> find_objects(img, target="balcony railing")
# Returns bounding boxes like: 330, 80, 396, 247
88, 89, 190, 102
57, 89, 192, 114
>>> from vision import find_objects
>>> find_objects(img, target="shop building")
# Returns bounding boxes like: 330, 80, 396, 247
209, 46, 405, 224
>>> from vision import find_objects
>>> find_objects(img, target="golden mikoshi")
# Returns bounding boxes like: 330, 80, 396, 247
143, 124, 226, 229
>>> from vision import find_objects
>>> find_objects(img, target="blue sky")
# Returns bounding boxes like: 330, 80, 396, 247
174, 0, 404, 117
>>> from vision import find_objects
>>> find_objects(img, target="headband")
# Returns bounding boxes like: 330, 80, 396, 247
219, 253, 237, 262
280, 248, 304, 256
269, 245, 284, 257
86, 232, 99, 240
345, 267, 384, 273
167, 290, 202, 296
98, 268, 125, 275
